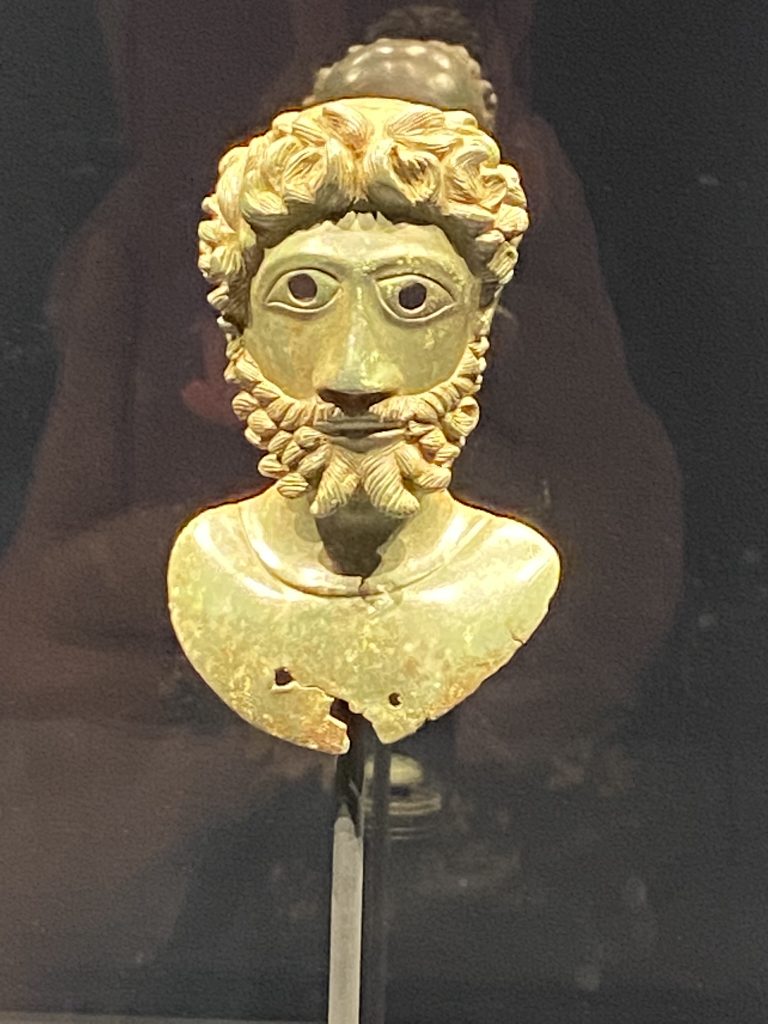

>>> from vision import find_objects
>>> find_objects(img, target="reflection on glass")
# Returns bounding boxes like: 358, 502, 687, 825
0, 3, 696, 1021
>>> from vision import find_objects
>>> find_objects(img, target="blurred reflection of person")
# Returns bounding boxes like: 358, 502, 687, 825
0, 0, 681, 1010
0, 0, 345, 1007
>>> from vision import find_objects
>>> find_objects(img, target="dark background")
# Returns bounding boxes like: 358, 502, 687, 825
535, 0, 768, 570
2, 1, 768, 1021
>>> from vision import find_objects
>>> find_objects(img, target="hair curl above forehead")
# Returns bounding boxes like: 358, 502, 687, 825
198, 96, 528, 348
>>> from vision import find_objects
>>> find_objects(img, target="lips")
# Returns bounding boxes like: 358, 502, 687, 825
317, 417, 404, 440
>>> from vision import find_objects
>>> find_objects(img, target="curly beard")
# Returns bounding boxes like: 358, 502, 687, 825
226, 337, 487, 518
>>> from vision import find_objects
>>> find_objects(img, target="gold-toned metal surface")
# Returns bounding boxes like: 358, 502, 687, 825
168, 97, 560, 754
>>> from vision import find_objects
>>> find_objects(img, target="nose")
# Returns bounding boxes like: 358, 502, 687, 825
312, 288, 403, 409
317, 388, 394, 417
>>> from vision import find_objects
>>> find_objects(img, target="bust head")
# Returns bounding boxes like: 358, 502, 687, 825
198, 96, 528, 518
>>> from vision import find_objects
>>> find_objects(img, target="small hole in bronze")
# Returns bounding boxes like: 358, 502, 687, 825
274, 667, 293, 686
288, 273, 317, 301
398, 282, 427, 310
388, 692, 402, 707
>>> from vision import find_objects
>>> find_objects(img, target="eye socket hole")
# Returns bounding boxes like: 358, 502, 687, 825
287, 273, 318, 301
376, 274, 455, 321
265, 268, 339, 312
398, 282, 427, 310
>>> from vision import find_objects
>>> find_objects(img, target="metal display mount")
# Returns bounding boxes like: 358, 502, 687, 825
327, 715, 392, 1024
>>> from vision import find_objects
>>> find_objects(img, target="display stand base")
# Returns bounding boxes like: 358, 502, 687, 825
327, 716, 391, 1024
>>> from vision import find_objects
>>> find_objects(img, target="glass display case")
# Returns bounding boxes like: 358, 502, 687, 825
2, 2, 766, 1022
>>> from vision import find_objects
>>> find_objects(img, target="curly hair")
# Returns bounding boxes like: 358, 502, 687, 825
198, 96, 529, 359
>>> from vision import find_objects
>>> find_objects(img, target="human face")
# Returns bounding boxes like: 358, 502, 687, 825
243, 215, 483, 407
234, 214, 488, 517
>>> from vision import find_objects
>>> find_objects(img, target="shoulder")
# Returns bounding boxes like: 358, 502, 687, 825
485, 511, 560, 578
459, 502, 559, 570
168, 500, 254, 580
452, 503, 561, 642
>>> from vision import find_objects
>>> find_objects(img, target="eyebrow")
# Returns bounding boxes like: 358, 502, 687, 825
257, 251, 469, 291
365, 257, 465, 280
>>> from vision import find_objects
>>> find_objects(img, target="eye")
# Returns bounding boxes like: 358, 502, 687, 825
265, 269, 339, 312
376, 274, 455, 321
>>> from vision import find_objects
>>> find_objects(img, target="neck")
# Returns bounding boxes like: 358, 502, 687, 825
248, 485, 461, 594
315, 495, 405, 577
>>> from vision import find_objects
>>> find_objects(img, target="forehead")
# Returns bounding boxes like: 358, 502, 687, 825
257, 217, 473, 284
